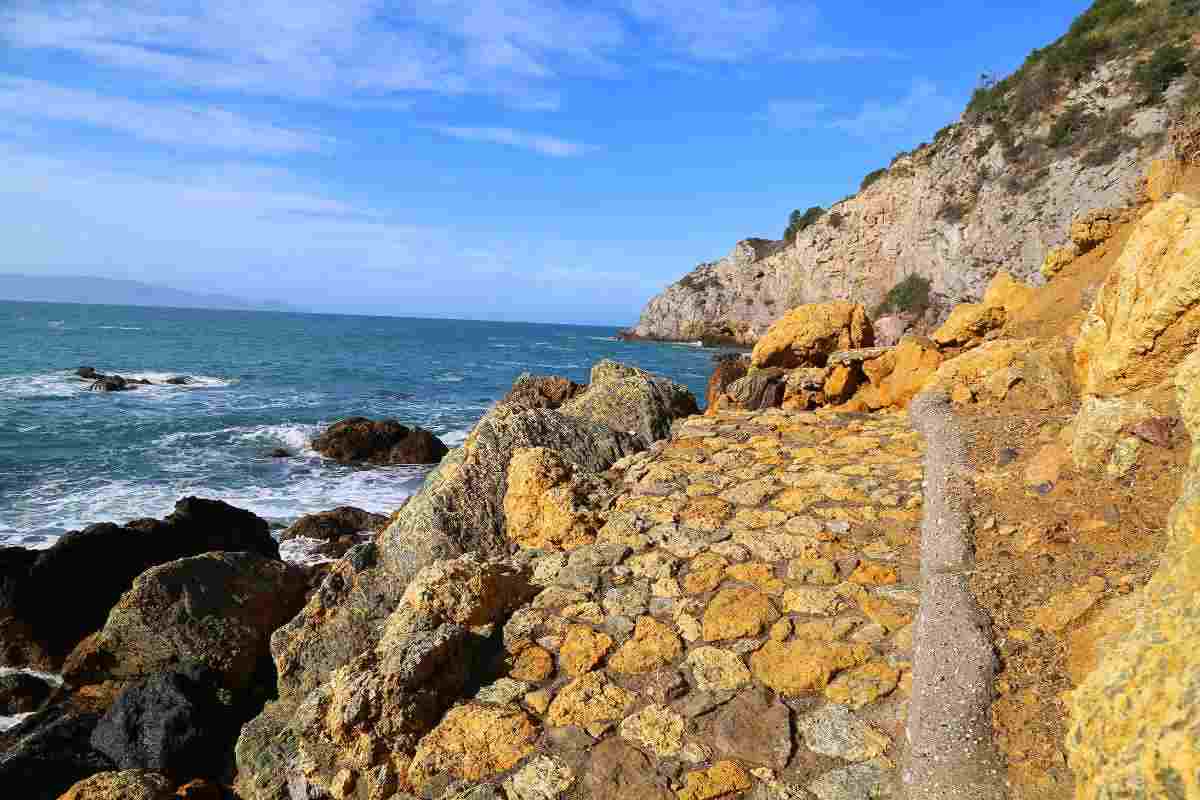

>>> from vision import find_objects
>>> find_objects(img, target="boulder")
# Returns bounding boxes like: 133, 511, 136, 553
1074, 194, 1200, 397
504, 447, 610, 550
1070, 395, 1158, 473
89, 666, 244, 783
14, 497, 278, 664
56, 770, 174, 800
751, 302, 874, 369
1070, 207, 1125, 253
1064, 346, 1200, 797
62, 552, 309, 692
981, 270, 1036, 317
721, 369, 787, 411
931, 303, 1006, 349
280, 506, 388, 558
852, 336, 942, 410
0, 670, 53, 714
499, 374, 586, 410
923, 338, 1073, 408
873, 314, 915, 348
311, 417, 449, 465
705, 355, 749, 412
1040, 244, 1078, 281
0, 707, 112, 800
559, 360, 699, 447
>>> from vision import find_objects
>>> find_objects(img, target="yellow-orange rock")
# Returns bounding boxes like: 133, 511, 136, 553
924, 338, 1072, 408
558, 625, 613, 676
749, 639, 872, 696
1064, 347, 1200, 798
677, 761, 751, 800
408, 704, 539, 790
824, 661, 901, 709
504, 447, 605, 550
546, 671, 635, 727
702, 587, 779, 641
608, 616, 683, 674
982, 270, 1037, 316
932, 303, 1006, 348
1074, 194, 1200, 397
1041, 244, 1079, 280
1145, 159, 1183, 203
510, 646, 554, 682
853, 336, 942, 410
751, 302, 873, 369
1071, 207, 1123, 252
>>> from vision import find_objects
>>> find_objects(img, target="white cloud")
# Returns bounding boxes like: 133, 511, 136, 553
0, 77, 331, 154
433, 126, 594, 157
766, 79, 959, 138
628, 0, 812, 62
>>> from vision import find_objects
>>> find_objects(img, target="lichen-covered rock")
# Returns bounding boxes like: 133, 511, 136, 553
500, 374, 586, 410
749, 639, 872, 696
706, 355, 749, 412
558, 624, 614, 676
702, 587, 779, 641
1041, 244, 1079, 280
1070, 395, 1157, 473
62, 552, 308, 691
931, 303, 1006, 348
1074, 194, 1200, 397
1064, 347, 1200, 798
677, 760, 751, 800
407, 704, 539, 791
55, 770, 173, 800
504, 448, 609, 550
559, 360, 699, 448
782, 367, 830, 410
923, 338, 1073, 408
607, 616, 683, 674
751, 303, 873, 370
1144, 159, 1184, 203
545, 671, 635, 727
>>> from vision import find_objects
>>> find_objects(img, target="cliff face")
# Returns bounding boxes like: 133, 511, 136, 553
632, 54, 1183, 344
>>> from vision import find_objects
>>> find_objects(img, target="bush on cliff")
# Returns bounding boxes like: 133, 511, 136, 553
783, 206, 824, 241
874, 274, 932, 318
1133, 42, 1191, 101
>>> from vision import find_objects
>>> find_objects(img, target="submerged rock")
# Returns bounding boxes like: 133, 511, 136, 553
312, 417, 449, 465
0, 706, 113, 800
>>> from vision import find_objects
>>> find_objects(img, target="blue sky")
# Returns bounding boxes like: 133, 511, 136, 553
0, 1, 1091, 325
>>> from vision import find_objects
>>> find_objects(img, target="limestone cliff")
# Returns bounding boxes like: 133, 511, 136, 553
631, 3, 1194, 344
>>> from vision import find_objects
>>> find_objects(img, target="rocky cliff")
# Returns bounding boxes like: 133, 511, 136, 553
631, 1, 1196, 344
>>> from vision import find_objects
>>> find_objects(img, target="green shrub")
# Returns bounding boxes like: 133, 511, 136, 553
1047, 104, 1095, 148
938, 200, 970, 223
827, 211, 845, 229
860, 169, 888, 191
1134, 43, 1191, 100
874, 274, 933, 317
783, 206, 825, 241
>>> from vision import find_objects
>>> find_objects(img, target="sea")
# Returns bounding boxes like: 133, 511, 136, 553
0, 301, 720, 552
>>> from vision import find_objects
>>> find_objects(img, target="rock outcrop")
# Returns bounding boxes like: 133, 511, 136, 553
559, 361, 700, 447
312, 417, 449, 465
750, 302, 873, 369
2, 497, 279, 666
1064, 346, 1200, 797
280, 506, 388, 559
55, 770, 174, 800
62, 552, 309, 692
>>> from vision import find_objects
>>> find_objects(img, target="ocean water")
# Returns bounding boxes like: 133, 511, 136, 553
0, 301, 719, 549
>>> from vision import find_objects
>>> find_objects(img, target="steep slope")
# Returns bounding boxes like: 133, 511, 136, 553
630, 0, 1199, 344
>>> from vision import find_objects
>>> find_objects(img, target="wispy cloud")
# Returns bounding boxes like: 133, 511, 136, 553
0, 77, 331, 154
765, 79, 959, 138
629, 0, 813, 62
433, 126, 594, 157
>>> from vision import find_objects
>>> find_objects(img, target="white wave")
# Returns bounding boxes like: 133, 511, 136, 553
440, 428, 470, 447
97, 325, 144, 331
0, 668, 61, 732
437, 373, 465, 383
277, 535, 364, 567
0, 370, 232, 400
0, 712, 34, 732
588, 336, 618, 342
233, 422, 321, 454
119, 371, 233, 388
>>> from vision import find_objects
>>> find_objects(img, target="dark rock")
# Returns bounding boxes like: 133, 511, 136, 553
996, 447, 1020, 466
1128, 416, 1180, 448
724, 369, 788, 411
582, 738, 673, 800
499, 374, 586, 411
0, 706, 112, 800
165, 376, 194, 386
76, 366, 98, 379
19, 497, 278, 663
62, 552, 309, 692
692, 686, 792, 769
312, 418, 449, 465
90, 665, 243, 783
706, 355, 749, 410
88, 375, 133, 392
0, 671, 54, 714
267, 448, 292, 458
0, 545, 37, 613
281, 506, 388, 543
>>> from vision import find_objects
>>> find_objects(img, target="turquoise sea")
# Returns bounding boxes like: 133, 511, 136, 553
0, 301, 718, 549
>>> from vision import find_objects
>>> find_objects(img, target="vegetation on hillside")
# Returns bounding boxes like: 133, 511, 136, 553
783, 206, 825, 241
874, 274, 932, 318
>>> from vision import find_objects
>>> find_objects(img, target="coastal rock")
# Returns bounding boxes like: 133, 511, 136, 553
56, 770, 174, 800
281, 506, 388, 543
702, 587, 778, 641
546, 671, 635, 727
721, 369, 787, 411
692, 687, 792, 769
677, 760, 751, 800
706, 355, 749, 412
749, 640, 872, 696
63, 552, 308, 691
1064, 347, 1200, 797
311, 417, 449, 465
504, 448, 610, 551
14, 497, 278, 664
1070, 395, 1156, 473
608, 616, 683, 674
1070, 207, 1124, 253
851, 336, 942, 410
500, 374, 586, 410
89, 666, 241, 783
931, 303, 1006, 349
1074, 194, 1200, 397
0, 670, 53, 714
923, 338, 1072, 408
981, 270, 1037, 316
0, 707, 112, 800
751, 302, 873, 370
559, 360, 699, 448
581, 738, 673, 800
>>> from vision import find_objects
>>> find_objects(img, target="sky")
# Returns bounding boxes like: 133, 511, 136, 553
0, 1, 1093, 325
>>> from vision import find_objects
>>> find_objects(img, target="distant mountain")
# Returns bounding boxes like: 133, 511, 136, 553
0, 274, 294, 312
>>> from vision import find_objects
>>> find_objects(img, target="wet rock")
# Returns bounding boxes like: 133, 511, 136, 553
0, 707, 112, 800
0, 670, 53, 714
281, 506, 388, 543
63, 552, 309, 691
311, 417, 449, 465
